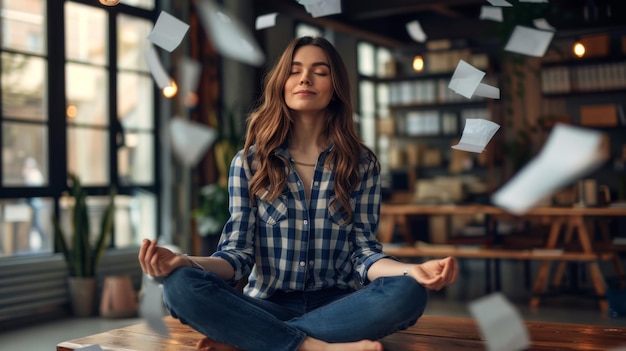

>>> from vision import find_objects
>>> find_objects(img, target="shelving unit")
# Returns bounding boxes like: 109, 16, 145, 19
538, 33, 626, 202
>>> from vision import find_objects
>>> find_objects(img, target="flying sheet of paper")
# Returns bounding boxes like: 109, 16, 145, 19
533, 18, 555, 31
196, 0, 265, 66
147, 11, 190, 52
406, 20, 427, 43
169, 118, 219, 167
448, 60, 486, 99
480, 6, 503, 22
486, 0, 512, 6
255, 12, 278, 30
74, 345, 104, 351
145, 44, 172, 89
492, 124, 605, 215
474, 82, 500, 99
178, 57, 202, 106
452, 119, 500, 153
468, 292, 530, 351
302, 0, 342, 18
139, 275, 170, 337
504, 25, 554, 57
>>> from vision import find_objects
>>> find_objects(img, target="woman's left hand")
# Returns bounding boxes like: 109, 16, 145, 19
408, 256, 458, 291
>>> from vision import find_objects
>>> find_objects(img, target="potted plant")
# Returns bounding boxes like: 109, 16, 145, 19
53, 173, 116, 317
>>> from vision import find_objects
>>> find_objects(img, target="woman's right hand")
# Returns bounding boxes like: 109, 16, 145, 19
138, 239, 187, 277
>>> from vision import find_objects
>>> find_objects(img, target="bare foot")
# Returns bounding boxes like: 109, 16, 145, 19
196, 337, 241, 351
298, 336, 383, 351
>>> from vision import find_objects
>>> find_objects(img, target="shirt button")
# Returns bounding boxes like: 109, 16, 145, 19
297, 181, 301, 186
313, 181, 319, 187
309, 260, 314, 266
299, 261, 306, 267
303, 220, 308, 225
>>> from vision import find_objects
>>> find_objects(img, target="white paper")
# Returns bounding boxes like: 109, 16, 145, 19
196, 0, 265, 66
486, 0, 512, 6
452, 119, 500, 153
448, 60, 485, 99
533, 18, 555, 31
492, 124, 605, 215
178, 58, 202, 106
474, 82, 500, 99
302, 0, 342, 18
75, 345, 104, 351
139, 276, 169, 337
504, 25, 554, 57
406, 20, 427, 43
169, 118, 219, 167
147, 11, 190, 52
145, 44, 172, 89
480, 6, 503, 22
468, 293, 530, 351
255, 12, 278, 30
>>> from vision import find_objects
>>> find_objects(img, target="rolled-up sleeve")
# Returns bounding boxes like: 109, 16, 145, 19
211, 151, 256, 281
350, 154, 397, 285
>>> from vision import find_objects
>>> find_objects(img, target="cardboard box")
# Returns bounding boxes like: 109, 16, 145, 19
580, 104, 618, 126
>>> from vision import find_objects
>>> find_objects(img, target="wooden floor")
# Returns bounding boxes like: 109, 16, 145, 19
57, 315, 626, 351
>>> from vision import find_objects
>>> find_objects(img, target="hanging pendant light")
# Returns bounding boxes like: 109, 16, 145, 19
99, 0, 121, 6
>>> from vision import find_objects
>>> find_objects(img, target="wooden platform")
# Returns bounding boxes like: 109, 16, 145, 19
57, 315, 626, 351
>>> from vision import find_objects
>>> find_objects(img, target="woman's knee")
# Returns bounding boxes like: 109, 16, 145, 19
162, 268, 221, 310
382, 276, 428, 320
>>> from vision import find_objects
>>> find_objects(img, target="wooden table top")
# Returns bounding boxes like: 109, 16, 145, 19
56, 315, 626, 351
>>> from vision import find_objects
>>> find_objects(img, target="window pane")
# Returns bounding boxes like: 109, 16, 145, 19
66, 63, 108, 127
67, 126, 109, 185
359, 80, 375, 115
118, 132, 154, 184
357, 42, 375, 76
117, 15, 151, 72
65, 2, 107, 65
0, 198, 54, 257
1, 0, 46, 54
1, 52, 47, 121
115, 191, 157, 247
120, 0, 155, 10
118, 72, 153, 129
2, 121, 48, 186
376, 47, 393, 78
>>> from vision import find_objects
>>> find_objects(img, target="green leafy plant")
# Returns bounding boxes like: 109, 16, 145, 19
193, 183, 230, 237
53, 174, 116, 277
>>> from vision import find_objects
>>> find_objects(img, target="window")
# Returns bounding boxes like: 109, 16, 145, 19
0, 0, 159, 257
356, 41, 393, 175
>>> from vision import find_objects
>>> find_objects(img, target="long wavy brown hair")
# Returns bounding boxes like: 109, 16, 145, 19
243, 36, 377, 223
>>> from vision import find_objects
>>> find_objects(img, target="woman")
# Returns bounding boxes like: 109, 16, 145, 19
139, 36, 457, 351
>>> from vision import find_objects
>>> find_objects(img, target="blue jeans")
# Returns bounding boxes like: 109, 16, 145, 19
163, 267, 427, 351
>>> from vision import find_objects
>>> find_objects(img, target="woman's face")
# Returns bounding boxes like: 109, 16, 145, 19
283, 45, 334, 116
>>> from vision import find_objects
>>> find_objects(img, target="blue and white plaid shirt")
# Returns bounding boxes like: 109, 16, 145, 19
212, 144, 392, 299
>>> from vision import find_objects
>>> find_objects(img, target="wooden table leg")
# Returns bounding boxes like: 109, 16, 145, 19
573, 216, 608, 312
530, 218, 564, 309
552, 222, 575, 289
599, 219, 626, 287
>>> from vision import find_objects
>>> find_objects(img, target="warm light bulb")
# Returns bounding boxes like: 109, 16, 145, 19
66, 105, 78, 118
162, 81, 178, 98
99, 0, 121, 6
573, 42, 585, 58
412, 55, 424, 72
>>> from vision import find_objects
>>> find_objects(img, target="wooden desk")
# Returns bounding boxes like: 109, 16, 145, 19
379, 203, 626, 312
57, 315, 626, 351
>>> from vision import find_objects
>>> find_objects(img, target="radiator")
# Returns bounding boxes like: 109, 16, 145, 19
0, 249, 142, 326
